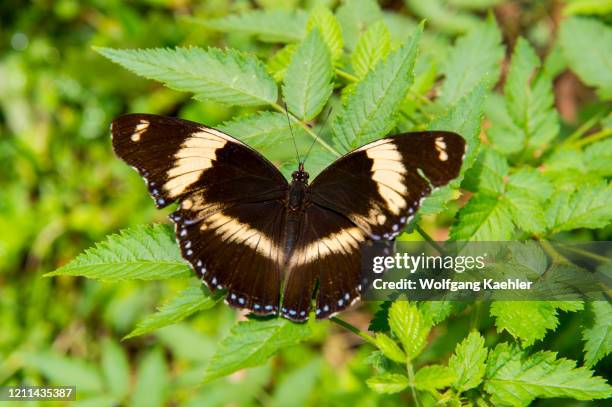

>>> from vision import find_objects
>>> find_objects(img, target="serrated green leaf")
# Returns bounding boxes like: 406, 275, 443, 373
388, 302, 430, 360
504, 190, 547, 234
419, 185, 455, 215
374, 333, 406, 363
201, 9, 307, 43
131, 348, 167, 407
429, 83, 486, 174
204, 318, 311, 383
336, 0, 383, 50
306, 5, 343, 62
101, 339, 130, 400
507, 168, 554, 202
96, 47, 277, 107
462, 148, 509, 195
451, 194, 514, 241
217, 111, 305, 150
418, 301, 464, 326
490, 301, 582, 347
366, 373, 410, 394
584, 138, 612, 177
499, 38, 559, 152
369, 301, 392, 332
22, 351, 103, 392
332, 25, 422, 152
485, 343, 612, 405
267, 44, 297, 82
582, 301, 612, 367
125, 286, 218, 339
414, 365, 456, 392
547, 181, 612, 233
46, 224, 190, 280
439, 16, 504, 106
559, 17, 612, 99
351, 20, 391, 79
449, 331, 488, 392
283, 29, 333, 121
404, 0, 481, 35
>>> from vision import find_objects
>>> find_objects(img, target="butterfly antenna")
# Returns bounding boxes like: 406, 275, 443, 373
302, 106, 333, 165
283, 103, 301, 165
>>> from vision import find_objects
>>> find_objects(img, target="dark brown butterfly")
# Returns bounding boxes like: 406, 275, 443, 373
111, 114, 465, 321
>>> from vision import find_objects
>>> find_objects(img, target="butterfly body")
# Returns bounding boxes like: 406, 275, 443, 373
111, 114, 466, 322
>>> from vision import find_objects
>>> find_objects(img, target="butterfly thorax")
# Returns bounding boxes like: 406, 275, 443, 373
288, 168, 309, 212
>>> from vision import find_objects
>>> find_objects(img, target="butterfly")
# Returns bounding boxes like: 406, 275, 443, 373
111, 114, 465, 321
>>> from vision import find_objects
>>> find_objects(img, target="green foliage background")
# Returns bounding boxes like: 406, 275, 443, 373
1, 0, 611, 406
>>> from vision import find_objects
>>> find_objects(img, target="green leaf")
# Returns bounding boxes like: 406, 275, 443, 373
306, 5, 343, 62
46, 224, 190, 280
485, 343, 612, 405
332, 25, 422, 152
336, 0, 383, 50
125, 286, 218, 339
450, 194, 514, 241
547, 181, 612, 233
366, 373, 410, 394
503, 190, 547, 234
413, 365, 456, 392
490, 301, 582, 347
439, 16, 504, 106
493, 38, 559, 153
418, 301, 464, 326
283, 29, 333, 121
584, 138, 612, 177
449, 331, 488, 392
369, 301, 392, 332
388, 301, 430, 360
22, 351, 103, 392
374, 333, 407, 363
101, 339, 130, 400
559, 17, 612, 99
203, 318, 311, 382
267, 44, 297, 82
564, 0, 612, 16
428, 83, 486, 174
506, 168, 554, 202
96, 47, 277, 107
404, 0, 481, 35
351, 20, 391, 79
582, 301, 612, 367
462, 148, 508, 195
217, 111, 305, 150
131, 348, 167, 407
201, 9, 307, 43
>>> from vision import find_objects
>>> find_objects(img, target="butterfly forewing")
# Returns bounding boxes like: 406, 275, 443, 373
309, 131, 465, 240
111, 114, 289, 314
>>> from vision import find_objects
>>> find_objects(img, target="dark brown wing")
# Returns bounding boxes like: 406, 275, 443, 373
111, 114, 289, 315
309, 131, 465, 240
285, 131, 465, 319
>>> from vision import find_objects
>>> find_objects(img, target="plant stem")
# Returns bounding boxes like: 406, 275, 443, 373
330, 316, 376, 345
406, 361, 421, 407
415, 224, 446, 255
571, 128, 612, 148
335, 68, 359, 82
563, 109, 608, 145
271, 102, 341, 157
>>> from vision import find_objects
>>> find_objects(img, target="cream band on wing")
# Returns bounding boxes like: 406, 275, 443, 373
163, 132, 227, 198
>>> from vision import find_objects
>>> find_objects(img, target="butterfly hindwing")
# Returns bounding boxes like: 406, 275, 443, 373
308, 131, 466, 240
112, 114, 289, 314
